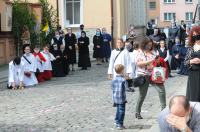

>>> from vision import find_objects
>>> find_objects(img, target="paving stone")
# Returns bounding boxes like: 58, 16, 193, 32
0, 63, 187, 131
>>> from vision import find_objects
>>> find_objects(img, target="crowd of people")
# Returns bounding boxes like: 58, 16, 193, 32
109, 23, 200, 130
8, 24, 112, 90
7, 22, 200, 131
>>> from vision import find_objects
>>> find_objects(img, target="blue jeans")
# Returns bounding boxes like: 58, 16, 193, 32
115, 103, 126, 126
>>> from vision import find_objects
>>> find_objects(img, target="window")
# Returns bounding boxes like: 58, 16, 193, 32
185, 0, 192, 3
149, 2, 156, 9
164, 0, 175, 3
65, 0, 82, 26
164, 13, 176, 21
186, 12, 193, 21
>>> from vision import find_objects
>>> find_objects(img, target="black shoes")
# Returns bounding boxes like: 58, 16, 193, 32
81, 67, 87, 70
135, 113, 143, 119
169, 74, 173, 78
126, 88, 135, 92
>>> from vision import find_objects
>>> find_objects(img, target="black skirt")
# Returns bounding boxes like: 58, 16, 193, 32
78, 53, 91, 68
186, 70, 200, 102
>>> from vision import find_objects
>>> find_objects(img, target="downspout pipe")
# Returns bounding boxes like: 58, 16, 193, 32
56, 0, 59, 27
111, 0, 114, 48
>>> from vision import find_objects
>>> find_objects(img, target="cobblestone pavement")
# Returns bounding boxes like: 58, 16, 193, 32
0, 63, 187, 132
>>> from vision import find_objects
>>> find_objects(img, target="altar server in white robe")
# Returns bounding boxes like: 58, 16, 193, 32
8, 57, 24, 90
21, 46, 38, 87
41, 45, 54, 80
108, 38, 132, 79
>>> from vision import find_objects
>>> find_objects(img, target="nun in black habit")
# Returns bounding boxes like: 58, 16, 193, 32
51, 44, 66, 77
78, 31, 91, 70
93, 28, 104, 65
60, 44, 70, 75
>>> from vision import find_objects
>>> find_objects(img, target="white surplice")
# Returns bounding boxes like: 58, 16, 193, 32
41, 51, 53, 71
108, 49, 132, 78
34, 54, 44, 72
8, 61, 24, 87
21, 53, 38, 87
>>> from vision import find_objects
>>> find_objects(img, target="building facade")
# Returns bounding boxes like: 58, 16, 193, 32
147, 0, 199, 27
0, 0, 147, 64
160, 0, 198, 27
147, 0, 161, 26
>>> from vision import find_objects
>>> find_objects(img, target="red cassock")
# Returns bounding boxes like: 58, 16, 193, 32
33, 52, 52, 82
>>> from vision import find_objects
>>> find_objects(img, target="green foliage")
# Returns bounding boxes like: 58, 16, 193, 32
39, 0, 57, 47
12, 0, 37, 55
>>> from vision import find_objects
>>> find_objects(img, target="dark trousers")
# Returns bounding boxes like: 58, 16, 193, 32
168, 40, 174, 56
166, 61, 171, 74
115, 103, 126, 126
136, 75, 150, 113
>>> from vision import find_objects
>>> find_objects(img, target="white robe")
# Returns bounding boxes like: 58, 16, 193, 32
21, 54, 38, 87
108, 49, 132, 78
129, 51, 137, 79
34, 54, 44, 72
41, 51, 53, 71
8, 61, 24, 87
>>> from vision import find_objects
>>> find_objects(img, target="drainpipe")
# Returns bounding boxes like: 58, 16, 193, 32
56, 0, 59, 27
111, 0, 114, 48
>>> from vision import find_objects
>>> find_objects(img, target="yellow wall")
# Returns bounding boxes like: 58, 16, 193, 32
83, 0, 111, 33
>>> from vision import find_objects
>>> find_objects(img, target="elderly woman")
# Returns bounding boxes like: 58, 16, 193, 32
185, 26, 200, 102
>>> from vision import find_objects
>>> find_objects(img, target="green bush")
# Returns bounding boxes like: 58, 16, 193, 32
12, 0, 36, 55
39, 0, 57, 47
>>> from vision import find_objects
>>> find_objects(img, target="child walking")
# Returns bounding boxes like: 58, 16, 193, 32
112, 64, 128, 130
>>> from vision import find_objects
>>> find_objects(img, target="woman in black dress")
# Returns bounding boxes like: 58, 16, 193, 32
93, 28, 103, 65
185, 26, 200, 102
65, 28, 77, 71
50, 44, 65, 77
78, 31, 91, 70
60, 44, 70, 75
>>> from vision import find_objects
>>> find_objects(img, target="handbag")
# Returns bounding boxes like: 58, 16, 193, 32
133, 76, 146, 87
151, 67, 166, 84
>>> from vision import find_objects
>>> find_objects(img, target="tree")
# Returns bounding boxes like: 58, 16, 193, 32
39, 0, 57, 47
12, 0, 36, 56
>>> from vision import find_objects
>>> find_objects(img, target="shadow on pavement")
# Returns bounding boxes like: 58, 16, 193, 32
127, 124, 152, 129
0, 124, 65, 131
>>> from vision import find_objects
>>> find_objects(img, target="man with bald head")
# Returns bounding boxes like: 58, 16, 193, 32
158, 95, 200, 132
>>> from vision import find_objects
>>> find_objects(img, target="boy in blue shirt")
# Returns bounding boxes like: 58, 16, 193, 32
112, 64, 128, 130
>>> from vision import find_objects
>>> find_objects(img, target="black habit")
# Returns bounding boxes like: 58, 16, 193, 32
93, 35, 103, 58
78, 36, 91, 68
65, 33, 77, 64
